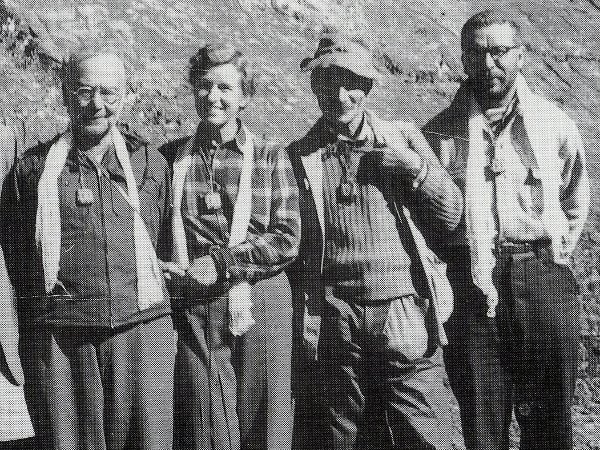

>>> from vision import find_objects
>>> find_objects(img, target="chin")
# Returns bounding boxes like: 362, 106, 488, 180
80, 122, 110, 139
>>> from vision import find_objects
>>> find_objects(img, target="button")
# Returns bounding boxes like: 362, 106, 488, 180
517, 401, 532, 417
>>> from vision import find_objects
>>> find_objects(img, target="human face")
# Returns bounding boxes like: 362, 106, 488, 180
194, 63, 248, 131
65, 53, 125, 142
462, 23, 524, 104
311, 66, 369, 127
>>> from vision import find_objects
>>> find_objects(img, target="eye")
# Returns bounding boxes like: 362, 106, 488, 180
195, 80, 212, 94
218, 83, 232, 91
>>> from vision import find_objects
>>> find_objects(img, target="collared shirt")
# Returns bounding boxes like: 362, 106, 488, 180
1, 133, 172, 328
423, 78, 589, 256
160, 124, 300, 285
481, 99, 552, 242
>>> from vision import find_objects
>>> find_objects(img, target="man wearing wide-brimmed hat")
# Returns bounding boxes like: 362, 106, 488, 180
287, 35, 463, 449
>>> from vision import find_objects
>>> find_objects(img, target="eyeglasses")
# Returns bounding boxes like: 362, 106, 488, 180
72, 86, 121, 105
463, 45, 520, 61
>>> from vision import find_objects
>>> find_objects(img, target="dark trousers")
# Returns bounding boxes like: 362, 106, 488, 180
233, 273, 293, 450
21, 316, 176, 450
290, 283, 326, 450
318, 291, 453, 450
0, 439, 37, 450
443, 247, 580, 450
173, 298, 239, 450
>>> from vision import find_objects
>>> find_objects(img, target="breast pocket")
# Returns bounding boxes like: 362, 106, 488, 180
520, 166, 543, 216
59, 175, 92, 236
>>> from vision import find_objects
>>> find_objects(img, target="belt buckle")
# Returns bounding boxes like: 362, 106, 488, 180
495, 240, 530, 257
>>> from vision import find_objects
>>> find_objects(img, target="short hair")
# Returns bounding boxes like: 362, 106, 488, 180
188, 43, 255, 96
60, 47, 126, 89
461, 10, 521, 50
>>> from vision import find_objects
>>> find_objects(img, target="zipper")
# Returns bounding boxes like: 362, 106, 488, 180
94, 164, 114, 329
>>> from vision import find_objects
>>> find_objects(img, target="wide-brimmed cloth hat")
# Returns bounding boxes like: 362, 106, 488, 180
300, 36, 384, 81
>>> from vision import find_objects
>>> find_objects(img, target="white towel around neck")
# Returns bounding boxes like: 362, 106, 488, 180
171, 124, 255, 335
465, 74, 570, 318
35, 126, 164, 310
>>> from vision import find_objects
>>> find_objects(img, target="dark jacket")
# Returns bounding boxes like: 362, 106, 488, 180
0, 130, 172, 329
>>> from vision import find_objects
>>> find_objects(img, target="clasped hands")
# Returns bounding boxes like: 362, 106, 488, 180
159, 255, 218, 297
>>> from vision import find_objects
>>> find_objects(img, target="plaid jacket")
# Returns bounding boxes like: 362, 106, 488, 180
159, 124, 300, 285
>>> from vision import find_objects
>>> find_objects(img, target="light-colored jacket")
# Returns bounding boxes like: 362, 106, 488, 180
423, 75, 590, 262
0, 123, 34, 441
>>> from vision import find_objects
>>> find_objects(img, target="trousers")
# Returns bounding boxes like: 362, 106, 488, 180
21, 315, 176, 450
234, 273, 293, 450
442, 246, 580, 450
173, 298, 239, 450
318, 290, 453, 450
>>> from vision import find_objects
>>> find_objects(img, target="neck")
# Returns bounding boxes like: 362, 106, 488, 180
474, 82, 517, 111
73, 128, 113, 161
329, 112, 365, 140
204, 120, 239, 144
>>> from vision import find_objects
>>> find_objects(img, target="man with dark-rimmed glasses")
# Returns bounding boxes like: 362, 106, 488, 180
423, 10, 589, 450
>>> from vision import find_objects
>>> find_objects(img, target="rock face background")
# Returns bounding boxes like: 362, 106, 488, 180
1, 0, 600, 447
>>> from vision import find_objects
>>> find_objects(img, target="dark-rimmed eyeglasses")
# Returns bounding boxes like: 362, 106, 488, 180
463, 45, 520, 61
72, 86, 121, 105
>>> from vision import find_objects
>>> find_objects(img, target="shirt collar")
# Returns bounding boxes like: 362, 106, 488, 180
195, 120, 246, 155
328, 113, 374, 146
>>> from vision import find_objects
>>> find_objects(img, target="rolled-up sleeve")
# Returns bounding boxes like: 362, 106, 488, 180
559, 115, 590, 253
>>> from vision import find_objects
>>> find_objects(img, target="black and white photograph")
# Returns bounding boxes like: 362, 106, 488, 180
0, 1, 599, 449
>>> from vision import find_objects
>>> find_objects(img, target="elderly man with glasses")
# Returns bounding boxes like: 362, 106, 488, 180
423, 10, 590, 450
0, 49, 175, 450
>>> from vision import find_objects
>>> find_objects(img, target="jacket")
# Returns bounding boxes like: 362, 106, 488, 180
422, 76, 589, 262
0, 129, 172, 329
287, 111, 463, 345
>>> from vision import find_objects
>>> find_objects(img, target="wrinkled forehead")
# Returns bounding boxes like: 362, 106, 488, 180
469, 23, 518, 48
67, 53, 126, 90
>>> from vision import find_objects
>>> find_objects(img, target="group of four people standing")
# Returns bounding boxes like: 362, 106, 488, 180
0, 8, 589, 450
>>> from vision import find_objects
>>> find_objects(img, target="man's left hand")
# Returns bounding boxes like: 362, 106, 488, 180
186, 255, 219, 288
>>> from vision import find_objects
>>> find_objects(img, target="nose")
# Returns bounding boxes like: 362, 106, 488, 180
338, 86, 350, 103
207, 85, 220, 104
484, 51, 496, 69
89, 90, 104, 109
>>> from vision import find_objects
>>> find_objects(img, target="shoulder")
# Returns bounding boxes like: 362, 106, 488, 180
17, 136, 58, 177
122, 130, 170, 182
423, 104, 456, 133
157, 136, 191, 167
528, 92, 572, 123
286, 119, 330, 157
251, 135, 290, 167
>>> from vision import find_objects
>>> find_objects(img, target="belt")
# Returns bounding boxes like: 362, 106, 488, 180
494, 239, 551, 256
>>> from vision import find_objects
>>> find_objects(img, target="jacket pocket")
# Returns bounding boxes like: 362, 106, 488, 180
425, 248, 453, 323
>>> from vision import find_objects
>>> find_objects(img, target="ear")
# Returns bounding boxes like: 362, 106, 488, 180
239, 94, 250, 110
515, 45, 525, 71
